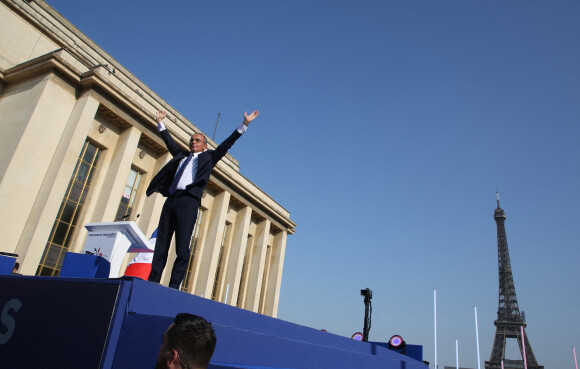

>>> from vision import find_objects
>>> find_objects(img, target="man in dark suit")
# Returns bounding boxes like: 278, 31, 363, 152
146, 109, 260, 289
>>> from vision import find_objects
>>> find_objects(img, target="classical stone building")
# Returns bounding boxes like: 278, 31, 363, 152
0, 0, 295, 317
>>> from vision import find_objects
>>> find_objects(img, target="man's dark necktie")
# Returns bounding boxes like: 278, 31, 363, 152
168, 154, 193, 195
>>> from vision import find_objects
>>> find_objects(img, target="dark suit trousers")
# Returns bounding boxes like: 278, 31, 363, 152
148, 191, 199, 289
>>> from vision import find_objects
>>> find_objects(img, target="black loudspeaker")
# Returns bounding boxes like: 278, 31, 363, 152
388, 335, 406, 354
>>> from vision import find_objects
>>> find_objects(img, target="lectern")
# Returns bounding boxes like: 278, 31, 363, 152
81, 221, 152, 278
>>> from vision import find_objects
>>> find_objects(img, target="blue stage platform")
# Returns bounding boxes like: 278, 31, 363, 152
0, 275, 427, 369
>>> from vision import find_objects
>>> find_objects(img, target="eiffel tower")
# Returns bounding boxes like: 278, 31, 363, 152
485, 194, 543, 369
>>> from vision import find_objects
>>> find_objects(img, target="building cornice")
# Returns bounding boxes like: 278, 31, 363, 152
2, 0, 237, 159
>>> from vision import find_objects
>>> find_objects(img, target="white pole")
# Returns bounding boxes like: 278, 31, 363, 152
521, 326, 528, 369
573, 346, 578, 369
455, 339, 459, 369
224, 284, 230, 304
434, 290, 438, 369
474, 306, 481, 369
501, 360, 504, 369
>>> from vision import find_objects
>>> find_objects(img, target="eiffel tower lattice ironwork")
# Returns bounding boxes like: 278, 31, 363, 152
485, 194, 543, 369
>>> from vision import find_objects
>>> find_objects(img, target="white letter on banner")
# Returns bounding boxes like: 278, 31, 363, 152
0, 299, 22, 345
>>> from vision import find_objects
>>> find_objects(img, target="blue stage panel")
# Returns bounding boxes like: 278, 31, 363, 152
0, 254, 16, 275
211, 365, 299, 369
59, 252, 110, 278
0, 275, 427, 369
0, 276, 121, 369
108, 278, 428, 369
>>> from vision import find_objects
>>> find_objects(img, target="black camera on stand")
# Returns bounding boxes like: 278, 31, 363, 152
360, 288, 372, 298
360, 288, 372, 342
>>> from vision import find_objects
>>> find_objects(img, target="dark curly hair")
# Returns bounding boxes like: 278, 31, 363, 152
166, 313, 217, 368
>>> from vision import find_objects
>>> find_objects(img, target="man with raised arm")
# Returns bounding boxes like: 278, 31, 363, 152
146, 109, 260, 289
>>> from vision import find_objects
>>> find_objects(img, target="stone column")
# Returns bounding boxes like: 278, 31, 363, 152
118, 151, 171, 276
258, 244, 273, 314
244, 219, 271, 312
263, 230, 287, 317
236, 234, 254, 309
193, 190, 231, 297
16, 90, 100, 275
221, 206, 252, 305
0, 73, 77, 260
137, 151, 171, 237
91, 126, 141, 222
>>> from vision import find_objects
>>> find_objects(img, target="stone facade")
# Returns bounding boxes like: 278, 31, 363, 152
0, 0, 295, 317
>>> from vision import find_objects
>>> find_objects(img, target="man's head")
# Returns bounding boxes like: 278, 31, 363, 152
155, 313, 217, 369
190, 133, 208, 153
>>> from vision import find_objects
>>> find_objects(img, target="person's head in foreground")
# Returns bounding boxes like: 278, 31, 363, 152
156, 313, 217, 369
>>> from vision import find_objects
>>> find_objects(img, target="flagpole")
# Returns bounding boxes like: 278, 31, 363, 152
573, 346, 578, 369
212, 113, 221, 141
455, 339, 459, 369
521, 326, 528, 369
475, 306, 481, 369
434, 290, 438, 369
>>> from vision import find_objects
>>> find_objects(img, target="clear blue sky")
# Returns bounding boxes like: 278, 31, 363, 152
46, 1, 579, 367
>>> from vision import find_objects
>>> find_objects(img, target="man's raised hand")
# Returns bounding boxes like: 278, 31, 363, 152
156, 110, 166, 123
243, 110, 260, 126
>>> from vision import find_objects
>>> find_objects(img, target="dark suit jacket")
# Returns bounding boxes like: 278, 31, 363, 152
146, 128, 242, 200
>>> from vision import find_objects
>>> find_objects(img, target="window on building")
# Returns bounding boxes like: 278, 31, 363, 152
37, 141, 101, 276
211, 222, 231, 301
180, 208, 205, 292
114, 168, 142, 221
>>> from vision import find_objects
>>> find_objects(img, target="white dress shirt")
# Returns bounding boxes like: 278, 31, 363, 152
158, 121, 247, 191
